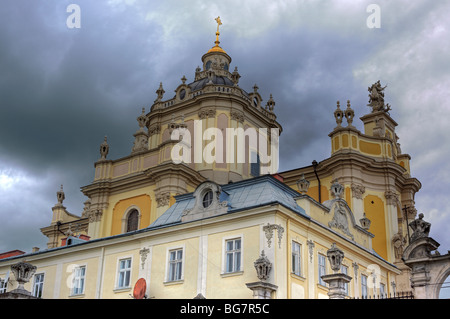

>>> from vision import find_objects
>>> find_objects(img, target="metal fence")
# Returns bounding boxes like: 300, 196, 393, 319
353, 291, 414, 299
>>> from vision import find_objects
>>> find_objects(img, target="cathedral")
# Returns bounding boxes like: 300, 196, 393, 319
1, 18, 447, 300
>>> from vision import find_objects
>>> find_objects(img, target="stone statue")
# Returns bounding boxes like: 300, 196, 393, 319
409, 213, 431, 242
392, 232, 407, 260
100, 136, 109, 159
368, 80, 392, 113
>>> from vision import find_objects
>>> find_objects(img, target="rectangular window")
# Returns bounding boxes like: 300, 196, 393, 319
225, 238, 241, 273
318, 254, 327, 286
117, 258, 132, 288
361, 274, 368, 298
0, 278, 7, 294
292, 241, 301, 276
32, 273, 45, 298
341, 265, 349, 296
72, 266, 86, 296
168, 249, 183, 282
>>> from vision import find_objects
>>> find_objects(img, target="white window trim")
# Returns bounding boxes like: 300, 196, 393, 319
164, 244, 185, 284
361, 274, 368, 297
221, 234, 244, 275
70, 264, 87, 297
32, 272, 45, 298
114, 256, 133, 291
291, 241, 302, 277
318, 253, 327, 287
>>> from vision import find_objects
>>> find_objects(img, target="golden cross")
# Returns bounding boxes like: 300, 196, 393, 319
215, 16, 222, 32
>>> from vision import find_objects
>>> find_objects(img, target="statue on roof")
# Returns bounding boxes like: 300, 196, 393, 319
409, 213, 431, 242
368, 80, 392, 113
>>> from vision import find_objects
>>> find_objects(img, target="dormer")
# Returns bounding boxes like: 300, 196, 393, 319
181, 181, 229, 223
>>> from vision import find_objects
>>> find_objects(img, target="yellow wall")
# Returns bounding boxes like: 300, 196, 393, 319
364, 195, 388, 260
111, 194, 152, 236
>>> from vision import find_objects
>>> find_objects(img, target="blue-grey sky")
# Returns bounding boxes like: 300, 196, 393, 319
1, 0, 449, 296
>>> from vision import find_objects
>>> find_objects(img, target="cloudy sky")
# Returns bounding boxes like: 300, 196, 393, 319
1, 0, 449, 289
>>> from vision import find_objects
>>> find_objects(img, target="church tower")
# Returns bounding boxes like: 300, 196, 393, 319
42, 18, 282, 246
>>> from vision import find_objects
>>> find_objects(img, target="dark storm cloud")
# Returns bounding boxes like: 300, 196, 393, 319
1, 0, 449, 255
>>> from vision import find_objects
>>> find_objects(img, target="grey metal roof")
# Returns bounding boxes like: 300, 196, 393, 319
148, 175, 308, 229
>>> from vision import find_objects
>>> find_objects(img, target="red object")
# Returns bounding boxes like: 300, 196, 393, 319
0, 250, 25, 260
133, 278, 147, 299
272, 173, 284, 182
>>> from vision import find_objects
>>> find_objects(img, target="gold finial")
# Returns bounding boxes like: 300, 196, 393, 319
207, 16, 226, 54
214, 16, 222, 46
215, 16, 222, 32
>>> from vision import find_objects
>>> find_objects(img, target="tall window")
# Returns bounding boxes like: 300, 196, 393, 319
292, 241, 302, 276
225, 238, 241, 273
0, 278, 7, 294
32, 273, 45, 298
117, 258, 132, 289
318, 254, 327, 286
72, 266, 86, 296
126, 209, 139, 232
341, 265, 349, 296
168, 249, 183, 282
361, 274, 368, 298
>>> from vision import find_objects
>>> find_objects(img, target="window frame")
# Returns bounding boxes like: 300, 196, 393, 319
291, 241, 302, 277
361, 274, 368, 298
318, 253, 327, 287
115, 257, 133, 290
32, 272, 45, 298
225, 238, 242, 274
71, 265, 86, 296
341, 265, 349, 296
165, 246, 185, 283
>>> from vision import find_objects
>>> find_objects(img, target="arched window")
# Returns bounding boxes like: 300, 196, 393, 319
202, 190, 213, 208
126, 209, 139, 232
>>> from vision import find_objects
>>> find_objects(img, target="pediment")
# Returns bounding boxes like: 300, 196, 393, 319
325, 199, 357, 240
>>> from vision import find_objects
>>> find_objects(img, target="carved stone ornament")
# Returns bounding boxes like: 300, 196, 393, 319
385, 190, 400, 207
10, 261, 37, 295
156, 192, 171, 207
334, 101, 344, 127
344, 100, 355, 126
327, 243, 345, 273
307, 240, 315, 263
330, 179, 344, 199
263, 223, 284, 248
100, 136, 109, 159
148, 124, 161, 136
56, 184, 65, 205
139, 247, 150, 270
409, 213, 431, 242
392, 232, 407, 260
254, 250, 272, 281
198, 108, 216, 119
351, 183, 365, 200
328, 201, 354, 240
359, 213, 371, 230
88, 209, 103, 223
296, 174, 310, 194
230, 110, 244, 123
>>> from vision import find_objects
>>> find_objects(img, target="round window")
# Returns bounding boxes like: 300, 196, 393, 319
202, 190, 213, 208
